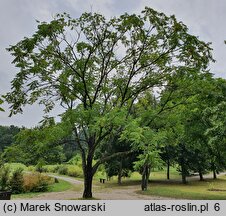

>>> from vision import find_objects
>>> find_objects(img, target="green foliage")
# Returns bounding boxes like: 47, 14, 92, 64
57, 166, 68, 175
10, 168, 24, 194
67, 165, 83, 178
0, 165, 10, 190
35, 159, 47, 173
0, 97, 4, 112
2, 126, 66, 165
67, 154, 82, 166
0, 125, 21, 152
56, 164, 83, 178
5, 7, 215, 197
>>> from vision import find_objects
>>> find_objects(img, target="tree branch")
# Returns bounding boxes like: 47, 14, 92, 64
92, 150, 133, 174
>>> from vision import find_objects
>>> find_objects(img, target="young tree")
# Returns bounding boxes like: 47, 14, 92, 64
5, 8, 213, 198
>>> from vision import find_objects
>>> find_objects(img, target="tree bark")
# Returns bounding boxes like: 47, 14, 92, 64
211, 162, 217, 179
167, 160, 170, 180
118, 160, 122, 185
82, 152, 94, 198
181, 163, 187, 184
141, 167, 147, 191
141, 164, 150, 191
83, 171, 93, 198
213, 170, 217, 179
199, 170, 204, 181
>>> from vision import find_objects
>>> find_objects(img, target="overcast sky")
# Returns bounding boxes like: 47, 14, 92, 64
0, 0, 226, 127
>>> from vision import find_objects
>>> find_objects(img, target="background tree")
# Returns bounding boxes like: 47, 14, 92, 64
205, 101, 226, 178
0, 125, 21, 152
101, 139, 137, 184
2, 124, 67, 165
5, 8, 213, 198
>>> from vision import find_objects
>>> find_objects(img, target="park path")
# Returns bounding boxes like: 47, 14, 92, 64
17, 174, 172, 200
15, 172, 226, 200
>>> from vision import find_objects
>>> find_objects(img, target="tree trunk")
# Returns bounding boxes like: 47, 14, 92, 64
141, 164, 150, 191
83, 172, 93, 198
213, 170, 217, 179
141, 165, 147, 191
199, 170, 204, 181
82, 154, 94, 198
118, 160, 122, 185
146, 165, 151, 183
211, 162, 217, 179
167, 160, 170, 180
181, 163, 187, 184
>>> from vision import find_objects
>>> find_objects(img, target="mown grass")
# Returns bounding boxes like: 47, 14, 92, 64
92, 168, 226, 200
139, 175, 226, 200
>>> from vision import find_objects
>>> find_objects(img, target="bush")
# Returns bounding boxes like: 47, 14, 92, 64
35, 159, 47, 173
27, 166, 35, 172
0, 165, 11, 190
10, 168, 24, 194
67, 155, 82, 166
57, 166, 68, 175
5, 163, 26, 172
43, 165, 60, 173
35, 166, 48, 173
53, 165, 61, 173
23, 172, 54, 192
67, 165, 83, 178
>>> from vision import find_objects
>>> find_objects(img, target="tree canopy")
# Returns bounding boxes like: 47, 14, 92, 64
5, 7, 214, 198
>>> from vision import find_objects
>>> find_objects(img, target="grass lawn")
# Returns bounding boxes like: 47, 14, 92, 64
12, 179, 73, 199
139, 175, 226, 200
92, 168, 226, 200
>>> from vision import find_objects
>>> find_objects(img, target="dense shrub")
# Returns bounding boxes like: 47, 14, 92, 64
23, 172, 54, 192
0, 165, 10, 190
43, 165, 60, 173
57, 166, 68, 175
5, 163, 26, 172
27, 166, 35, 172
10, 168, 24, 194
35, 166, 48, 173
67, 155, 82, 166
67, 165, 83, 178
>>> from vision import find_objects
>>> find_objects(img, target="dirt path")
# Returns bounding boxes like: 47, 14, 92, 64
15, 172, 226, 200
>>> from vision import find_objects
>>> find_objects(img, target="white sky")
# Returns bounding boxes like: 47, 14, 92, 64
0, 0, 226, 127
